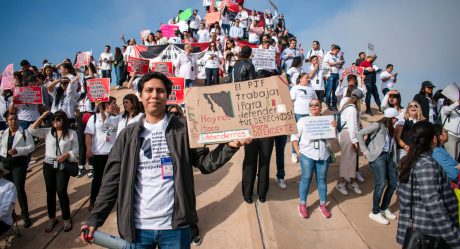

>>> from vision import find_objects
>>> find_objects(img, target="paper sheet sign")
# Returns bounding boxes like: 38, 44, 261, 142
86, 78, 110, 102
185, 75, 297, 148
1, 64, 14, 90
127, 57, 150, 75
151, 62, 173, 77
160, 24, 179, 38
300, 115, 336, 140
442, 82, 460, 102
74, 51, 91, 68
252, 48, 276, 70
13, 86, 43, 105
167, 77, 185, 105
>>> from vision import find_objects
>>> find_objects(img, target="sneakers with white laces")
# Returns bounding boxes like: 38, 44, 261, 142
276, 178, 287, 190
355, 172, 365, 182
291, 154, 298, 163
381, 209, 397, 220
369, 212, 389, 225
335, 182, 348, 196
348, 182, 363, 194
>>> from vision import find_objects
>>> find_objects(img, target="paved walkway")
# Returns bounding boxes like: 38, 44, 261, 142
3, 87, 401, 249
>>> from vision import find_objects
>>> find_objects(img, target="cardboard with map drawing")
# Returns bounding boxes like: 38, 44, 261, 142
184, 75, 297, 148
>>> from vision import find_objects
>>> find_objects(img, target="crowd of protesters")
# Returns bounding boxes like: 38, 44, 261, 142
0, 0, 459, 248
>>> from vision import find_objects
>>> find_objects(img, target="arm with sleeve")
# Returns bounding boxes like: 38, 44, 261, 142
14, 129, 35, 156
432, 147, 459, 182
357, 122, 380, 153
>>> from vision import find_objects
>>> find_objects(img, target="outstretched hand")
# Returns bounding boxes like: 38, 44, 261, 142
228, 138, 252, 148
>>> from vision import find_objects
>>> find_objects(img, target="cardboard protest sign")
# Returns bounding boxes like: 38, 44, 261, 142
442, 82, 460, 102
86, 78, 110, 102
127, 57, 150, 75
206, 12, 221, 26
160, 24, 179, 38
1, 64, 14, 90
13, 86, 43, 105
252, 48, 276, 70
74, 51, 91, 68
167, 77, 185, 105
140, 29, 151, 40
300, 115, 336, 140
185, 76, 297, 148
151, 62, 174, 77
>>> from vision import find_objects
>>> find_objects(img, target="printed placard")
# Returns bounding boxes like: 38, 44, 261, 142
127, 57, 150, 75
252, 48, 276, 70
167, 77, 185, 105
301, 115, 336, 140
1, 64, 14, 90
185, 75, 297, 148
74, 51, 91, 68
160, 24, 179, 38
341, 66, 365, 84
13, 86, 43, 105
152, 62, 173, 77
86, 78, 110, 102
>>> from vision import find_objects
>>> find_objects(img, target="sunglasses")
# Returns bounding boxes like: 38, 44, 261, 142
409, 104, 419, 108
309, 103, 321, 107
389, 94, 399, 98
52, 117, 62, 122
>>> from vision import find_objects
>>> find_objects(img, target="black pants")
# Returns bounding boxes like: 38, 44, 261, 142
3, 157, 29, 218
242, 137, 275, 198
0, 220, 10, 236
205, 68, 219, 86
365, 83, 382, 112
43, 163, 71, 220
90, 155, 109, 203
76, 114, 90, 166
315, 90, 324, 104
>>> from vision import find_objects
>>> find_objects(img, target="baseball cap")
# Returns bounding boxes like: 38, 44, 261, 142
421, 81, 435, 88
351, 89, 364, 99
384, 108, 400, 118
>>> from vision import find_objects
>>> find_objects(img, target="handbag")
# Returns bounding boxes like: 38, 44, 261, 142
55, 134, 78, 177
402, 170, 448, 249
324, 140, 336, 164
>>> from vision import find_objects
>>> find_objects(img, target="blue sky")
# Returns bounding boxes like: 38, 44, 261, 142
1, 0, 458, 105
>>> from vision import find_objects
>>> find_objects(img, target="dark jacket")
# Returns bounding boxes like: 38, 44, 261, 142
85, 114, 239, 242
361, 62, 376, 85
232, 59, 256, 82
413, 92, 436, 122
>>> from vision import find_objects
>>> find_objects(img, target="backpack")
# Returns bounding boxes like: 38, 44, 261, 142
335, 104, 355, 133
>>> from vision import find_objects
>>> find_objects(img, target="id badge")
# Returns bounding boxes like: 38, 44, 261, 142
191, 66, 194, 72
316, 79, 319, 84
161, 157, 174, 180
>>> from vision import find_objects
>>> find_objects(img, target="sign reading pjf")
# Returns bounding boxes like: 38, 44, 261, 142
127, 57, 149, 75
13, 86, 43, 105
185, 76, 297, 148
86, 78, 110, 102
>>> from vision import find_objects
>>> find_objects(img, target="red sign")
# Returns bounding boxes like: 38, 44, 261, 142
151, 62, 173, 77
74, 51, 91, 68
167, 77, 185, 105
160, 24, 179, 38
1, 64, 14, 90
127, 57, 150, 75
86, 78, 110, 102
13, 86, 43, 105
341, 66, 364, 79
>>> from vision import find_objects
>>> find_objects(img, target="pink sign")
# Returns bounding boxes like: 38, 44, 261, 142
160, 24, 179, 38
151, 62, 173, 77
1, 64, 14, 90
86, 78, 110, 102
13, 86, 43, 104
127, 57, 150, 75
74, 51, 91, 68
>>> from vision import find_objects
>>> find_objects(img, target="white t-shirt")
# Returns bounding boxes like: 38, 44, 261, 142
189, 15, 201, 29
236, 10, 249, 28
0, 95, 11, 122
116, 113, 143, 137
291, 116, 331, 160
204, 50, 223, 69
134, 116, 174, 230
290, 85, 317, 115
84, 113, 120, 155
49, 79, 79, 118
380, 71, 396, 90
306, 49, 325, 62
99, 52, 114, 71
16, 104, 40, 122
287, 67, 301, 86
308, 65, 325, 91
196, 29, 210, 43
0, 178, 16, 225
323, 52, 341, 74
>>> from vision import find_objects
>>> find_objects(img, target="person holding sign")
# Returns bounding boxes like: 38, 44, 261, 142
80, 72, 250, 248
292, 99, 337, 218
357, 108, 399, 225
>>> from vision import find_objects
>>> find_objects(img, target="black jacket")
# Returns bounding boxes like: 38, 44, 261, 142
232, 59, 256, 82
413, 93, 436, 121
86, 114, 239, 242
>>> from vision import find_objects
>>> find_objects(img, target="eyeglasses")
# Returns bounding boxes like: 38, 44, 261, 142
309, 103, 321, 107
409, 104, 419, 108
52, 117, 62, 122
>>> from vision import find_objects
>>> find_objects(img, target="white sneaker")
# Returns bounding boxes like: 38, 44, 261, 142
276, 178, 287, 190
369, 212, 389, 225
348, 182, 363, 195
335, 182, 348, 196
291, 154, 298, 163
115, 86, 121, 90
381, 209, 397, 220
356, 172, 365, 182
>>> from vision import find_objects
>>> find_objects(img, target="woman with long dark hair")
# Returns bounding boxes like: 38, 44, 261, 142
116, 94, 143, 137
114, 47, 124, 90
396, 121, 460, 248
29, 110, 79, 233
357, 108, 399, 225
204, 41, 223, 86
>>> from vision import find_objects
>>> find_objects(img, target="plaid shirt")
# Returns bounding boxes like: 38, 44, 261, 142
397, 154, 460, 248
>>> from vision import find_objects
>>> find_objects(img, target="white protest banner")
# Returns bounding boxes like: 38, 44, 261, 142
301, 115, 336, 140
252, 48, 276, 70
442, 82, 460, 102
1, 64, 14, 90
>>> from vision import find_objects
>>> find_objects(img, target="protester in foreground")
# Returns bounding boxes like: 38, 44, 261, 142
174, 43, 198, 88
357, 108, 399, 225
80, 72, 250, 248
360, 53, 382, 116
0, 163, 16, 236
413, 81, 437, 123
292, 98, 336, 218
440, 98, 460, 160
336, 89, 364, 196
0, 112, 35, 228
395, 101, 425, 160
29, 110, 78, 233
432, 124, 460, 182
396, 121, 460, 248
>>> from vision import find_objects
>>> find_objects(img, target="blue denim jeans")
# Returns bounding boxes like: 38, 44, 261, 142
185, 79, 196, 88
292, 113, 309, 155
128, 227, 191, 249
299, 154, 329, 204
368, 152, 397, 214
114, 65, 124, 86
365, 83, 382, 112
325, 73, 339, 108
274, 135, 287, 179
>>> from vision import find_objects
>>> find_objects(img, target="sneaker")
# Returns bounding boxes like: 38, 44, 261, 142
355, 172, 365, 183
319, 204, 331, 218
291, 154, 298, 163
115, 86, 121, 90
192, 234, 202, 246
87, 169, 94, 178
348, 182, 363, 195
335, 182, 348, 196
381, 209, 397, 220
63, 219, 72, 232
276, 178, 287, 190
77, 168, 85, 178
298, 204, 309, 218
369, 212, 389, 225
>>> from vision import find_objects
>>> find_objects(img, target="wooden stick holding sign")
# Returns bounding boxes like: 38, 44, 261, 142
86, 78, 110, 102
